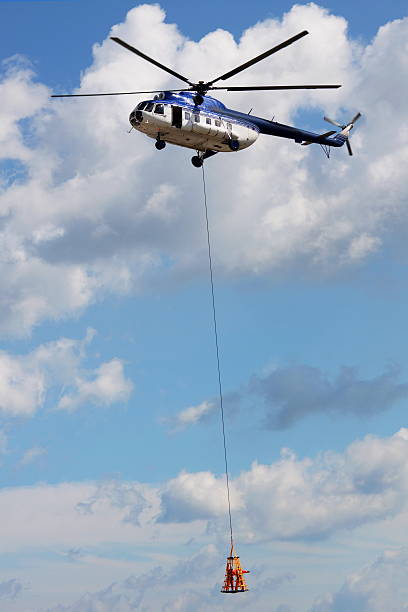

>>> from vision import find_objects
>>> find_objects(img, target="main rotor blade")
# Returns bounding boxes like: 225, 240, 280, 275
51, 89, 190, 98
350, 111, 361, 124
207, 30, 309, 86
211, 84, 341, 91
346, 140, 353, 156
111, 37, 193, 86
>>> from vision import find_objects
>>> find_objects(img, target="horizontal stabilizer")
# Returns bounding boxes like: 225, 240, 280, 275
301, 130, 336, 145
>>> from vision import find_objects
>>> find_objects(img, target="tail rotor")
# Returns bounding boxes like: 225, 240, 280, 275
324, 112, 361, 156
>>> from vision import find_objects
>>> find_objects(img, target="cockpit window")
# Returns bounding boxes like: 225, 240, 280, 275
137, 101, 147, 110
145, 102, 154, 112
154, 104, 164, 114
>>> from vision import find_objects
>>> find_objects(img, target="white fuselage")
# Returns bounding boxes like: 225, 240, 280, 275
130, 99, 259, 153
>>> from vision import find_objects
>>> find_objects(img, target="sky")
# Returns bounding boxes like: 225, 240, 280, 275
1, 0, 408, 610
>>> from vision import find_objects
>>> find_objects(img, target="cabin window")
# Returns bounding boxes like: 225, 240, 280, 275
227, 122, 232, 130
215, 119, 221, 127
184, 112, 191, 120
206, 117, 211, 125
194, 114, 200, 123
145, 102, 154, 112
137, 101, 147, 110
154, 104, 164, 114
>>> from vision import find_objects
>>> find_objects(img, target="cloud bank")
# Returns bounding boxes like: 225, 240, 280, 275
3, 430, 408, 552
161, 429, 408, 541
2, 429, 408, 609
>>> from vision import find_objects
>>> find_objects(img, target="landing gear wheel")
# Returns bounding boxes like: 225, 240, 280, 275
191, 155, 203, 168
155, 140, 166, 150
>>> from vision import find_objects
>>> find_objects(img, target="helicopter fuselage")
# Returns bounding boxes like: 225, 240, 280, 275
128, 90, 347, 156
129, 91, 259, 153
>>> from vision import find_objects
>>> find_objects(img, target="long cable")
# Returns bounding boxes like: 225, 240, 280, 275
201, 164, 234, 550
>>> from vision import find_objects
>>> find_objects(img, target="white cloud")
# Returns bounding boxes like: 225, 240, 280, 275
0, 329, 133, 416
160, 429, 408, 541
0, 56, 49, 164
57, 358, 133, 412
1, 5, 408, 335
161, 469, 238, 523
0, 350, 45, 416
346, 233, 381, 262
162, 400, 216, 431
75, 479, 157, 527
0, 480, 158, 552
310, 547, 408, 611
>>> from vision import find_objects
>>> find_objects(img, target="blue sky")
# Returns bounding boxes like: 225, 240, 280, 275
1, 1, 408, 610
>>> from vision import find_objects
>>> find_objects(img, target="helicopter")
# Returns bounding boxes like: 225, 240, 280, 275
52, 30, 361, 167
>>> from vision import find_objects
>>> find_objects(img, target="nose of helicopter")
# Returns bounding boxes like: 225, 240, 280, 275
129, 109, 143, 127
